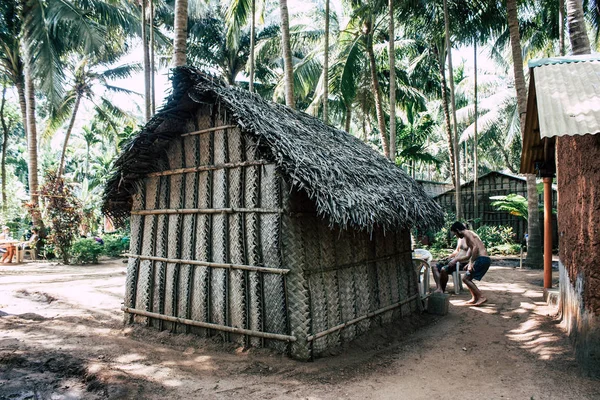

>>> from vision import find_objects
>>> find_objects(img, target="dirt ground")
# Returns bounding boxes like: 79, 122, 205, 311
1, 258, 599, 400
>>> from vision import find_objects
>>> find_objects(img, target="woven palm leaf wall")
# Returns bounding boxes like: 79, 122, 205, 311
282, 190, 418, 358
125, 104, 289, 350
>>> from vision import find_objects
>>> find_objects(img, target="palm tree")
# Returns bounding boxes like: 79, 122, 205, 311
442, 0, 461, 219
142, 0, 151, 121
388, 0, 396, 160
173, 0, 189, 66
506, 0, 543, 268
48, 58, 140, 178
566, 0, 591, 54
225, 0, 264, 92
279, 0, 295, 108
323, 0, 330, 123
16, 0, 139, 226
0, 1, 27, 147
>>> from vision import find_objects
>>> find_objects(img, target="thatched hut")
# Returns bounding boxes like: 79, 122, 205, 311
103, 67, 443, 360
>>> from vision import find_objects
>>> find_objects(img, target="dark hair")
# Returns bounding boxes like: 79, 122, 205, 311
450, 221, 467, 233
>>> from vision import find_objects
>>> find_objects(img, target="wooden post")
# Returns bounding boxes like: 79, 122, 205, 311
543, 177, 552, 288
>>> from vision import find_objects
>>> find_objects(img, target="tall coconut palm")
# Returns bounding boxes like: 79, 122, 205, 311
442, 0, 461, 218
279, 0, 295, 108
16, 0, 139, 226
0, 1, 27, 146
323, 0, 330, 123
173, 0, 189, 66
388, 0, 396, 161
142, 0, 151, 121
47, 58, 140, 178
506, 0, 543, 268
566, 0, 591, 54
225, 0, 264, 92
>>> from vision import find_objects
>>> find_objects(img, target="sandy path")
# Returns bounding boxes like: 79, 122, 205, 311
0, 259, 598, 399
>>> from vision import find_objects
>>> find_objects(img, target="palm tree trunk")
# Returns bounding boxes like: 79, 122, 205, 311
15, 81, 27, 144
344, 104, 351, 133
24, 61, 41, 227
388, 0, 396, 162
172, 0, 189, 67
566, 0, 591, 54
473, 40, 479, 227
1, 82, 8, 210
366, 19, 390, 158
559, 0, 566, 55
279, 0, 295, 109
142, 0, 151, 121
438, 52, 456, 188
507, 0, 543, 267
443, 0, 462, 219
58, 91, 83, 178
249, 0, 256, 93
150, 0, 156, 115
323, 0, 329, 124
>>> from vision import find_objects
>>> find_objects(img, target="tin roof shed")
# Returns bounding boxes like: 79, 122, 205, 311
521, 55, 600, 175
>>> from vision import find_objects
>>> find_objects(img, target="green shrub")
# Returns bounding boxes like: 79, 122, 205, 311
474, 225, 515, 248
102, 234, 129, 257
71, 238, 103, 264
488, 243, 522, 256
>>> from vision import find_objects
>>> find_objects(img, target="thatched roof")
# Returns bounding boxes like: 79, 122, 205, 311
103, 67, 443, 232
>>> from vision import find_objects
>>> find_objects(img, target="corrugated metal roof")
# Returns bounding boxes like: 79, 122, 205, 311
528, 54, 600, 68
534, 57, 600, 138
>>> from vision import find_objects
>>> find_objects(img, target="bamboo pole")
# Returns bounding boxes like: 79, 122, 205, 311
121, 306, 297, 342
130, 207, 283, 215
147, 160, 269, 178
181, 125, 237, 137
124, 253, 290, 275
306, 293, 419, 342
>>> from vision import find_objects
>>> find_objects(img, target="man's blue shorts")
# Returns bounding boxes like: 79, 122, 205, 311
465, 256, 491, 281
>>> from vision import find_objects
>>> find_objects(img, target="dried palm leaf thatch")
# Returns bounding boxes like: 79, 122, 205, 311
103, 67, 443, 232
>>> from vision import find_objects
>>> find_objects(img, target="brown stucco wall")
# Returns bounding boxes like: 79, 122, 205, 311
556, 134, 600, 314
556, 134, 600, 378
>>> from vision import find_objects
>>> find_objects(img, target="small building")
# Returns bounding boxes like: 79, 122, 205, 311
433, 171, 558, 245
521, 55, 600, 378
102, 67, 443, 360
416, 179, 454, 198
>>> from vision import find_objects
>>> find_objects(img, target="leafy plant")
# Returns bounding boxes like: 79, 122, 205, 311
474, 225, 516, 248
102, 234, 129, 257
71, 238, 103, 264
39, 171, 82, 264
490, 194, 528, 220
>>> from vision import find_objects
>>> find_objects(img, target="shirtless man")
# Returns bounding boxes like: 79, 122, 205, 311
433, 236, 471, 293
450, 222, 491, 306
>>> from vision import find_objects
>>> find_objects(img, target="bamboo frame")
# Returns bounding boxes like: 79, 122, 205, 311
147, 160, 269, 178
130, 207, 283, 215
306, 293, 419, 342
121, 306, 297, 342
124, 253, 290, 275
181, 124, 238, 137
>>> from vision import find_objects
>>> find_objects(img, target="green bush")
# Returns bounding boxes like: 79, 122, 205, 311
474, 225, 515, 248
102, 234, 129, 257
71, 238, 103, 264
488, 243, 522, 256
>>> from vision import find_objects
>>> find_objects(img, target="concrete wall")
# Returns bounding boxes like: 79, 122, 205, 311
556, 134, 600, 378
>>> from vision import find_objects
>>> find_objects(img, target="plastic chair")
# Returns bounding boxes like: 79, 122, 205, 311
22, 240, 38, 261
451, 262, 468, 294
412, 249, 433, 298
